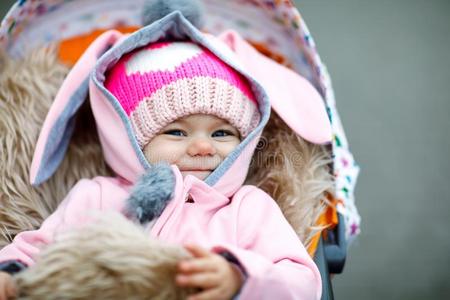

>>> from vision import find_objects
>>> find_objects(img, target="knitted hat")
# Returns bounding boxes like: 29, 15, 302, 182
105, 41, 260, 148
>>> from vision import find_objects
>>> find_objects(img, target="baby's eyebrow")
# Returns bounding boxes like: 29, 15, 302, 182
170, 119, 184, 124
212, 119, 239, 131
165, 119, 185, 127
211, 118, 233, 127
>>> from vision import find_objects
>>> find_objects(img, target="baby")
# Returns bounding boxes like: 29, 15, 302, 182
0, 19, 323, 300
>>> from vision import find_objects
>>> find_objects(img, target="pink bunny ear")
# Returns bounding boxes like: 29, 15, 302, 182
30, 30, 125, 186
217, 30, 332, 145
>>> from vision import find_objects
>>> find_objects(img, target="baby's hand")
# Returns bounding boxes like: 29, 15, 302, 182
0, 272, 16, 300
176, 244, 243, 300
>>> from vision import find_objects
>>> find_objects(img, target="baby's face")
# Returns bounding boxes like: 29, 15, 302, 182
143, 114, 241, 180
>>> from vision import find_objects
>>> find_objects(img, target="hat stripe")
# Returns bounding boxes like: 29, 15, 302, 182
126, 42, 204, 74
105, 47, 256, 115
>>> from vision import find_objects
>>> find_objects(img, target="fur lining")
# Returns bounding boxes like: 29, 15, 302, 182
14, 213, 193, 300
0, 48, 113, 247
246, 110, 335, 249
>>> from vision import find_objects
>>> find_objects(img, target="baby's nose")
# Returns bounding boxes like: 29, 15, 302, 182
188, 138, 217, 156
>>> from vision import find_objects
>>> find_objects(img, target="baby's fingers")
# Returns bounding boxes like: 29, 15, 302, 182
187, 287, 222, 300
0, 273, 16, 300
178, 258, 216, 274
184, 244, 211, 258
0, 286, 14, 300
7, 284, 16, 299
176, 272, 218, 289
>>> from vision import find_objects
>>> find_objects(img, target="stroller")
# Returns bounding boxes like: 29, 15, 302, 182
0, 0, 360, 299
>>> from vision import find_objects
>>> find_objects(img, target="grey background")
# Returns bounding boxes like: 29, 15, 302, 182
1, 0, 449, 299
293, 1, 450, 299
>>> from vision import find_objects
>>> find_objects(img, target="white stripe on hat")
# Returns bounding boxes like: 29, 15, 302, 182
125, 42, 203, 75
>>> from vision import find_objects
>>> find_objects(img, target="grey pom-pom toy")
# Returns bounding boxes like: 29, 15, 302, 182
126, 163, 175, 224
142, 0, 205, 29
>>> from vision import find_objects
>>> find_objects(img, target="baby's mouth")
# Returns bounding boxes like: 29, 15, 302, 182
180, 169, 212, 180
177, 159, 220, 179
181, 168, 212, 171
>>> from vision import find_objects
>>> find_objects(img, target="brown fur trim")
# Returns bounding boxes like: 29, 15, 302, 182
246, 110, 335, 249
14, 213, 193, 300
0, 47, 112, 247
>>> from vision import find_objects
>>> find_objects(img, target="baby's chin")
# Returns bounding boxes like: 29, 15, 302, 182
181, 170, 212, 180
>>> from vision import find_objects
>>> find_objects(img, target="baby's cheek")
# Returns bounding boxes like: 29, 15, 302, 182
222, 142, 240, 157
161, 145, 185, 164
147, 142, 185, 165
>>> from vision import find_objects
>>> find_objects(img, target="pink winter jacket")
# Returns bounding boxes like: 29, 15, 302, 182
0, 12, 332, 300
0, 168, 320, 299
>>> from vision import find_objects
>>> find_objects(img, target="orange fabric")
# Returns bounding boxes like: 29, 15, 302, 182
248, 40, 293, 69
307, 194, 342, 257
58, 26, 139, 66
59, 30, 290, 67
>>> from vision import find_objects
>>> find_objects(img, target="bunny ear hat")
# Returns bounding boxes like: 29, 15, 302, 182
29, 15, 330, 184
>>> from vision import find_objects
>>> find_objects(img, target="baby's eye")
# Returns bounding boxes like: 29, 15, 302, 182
212, 130, 235, 137
163, 129, 186, 137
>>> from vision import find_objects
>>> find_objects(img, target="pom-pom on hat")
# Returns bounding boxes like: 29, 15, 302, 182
105, 41, 260, 148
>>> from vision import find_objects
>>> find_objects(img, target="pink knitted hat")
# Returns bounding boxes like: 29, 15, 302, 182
105, 41, 260, 148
